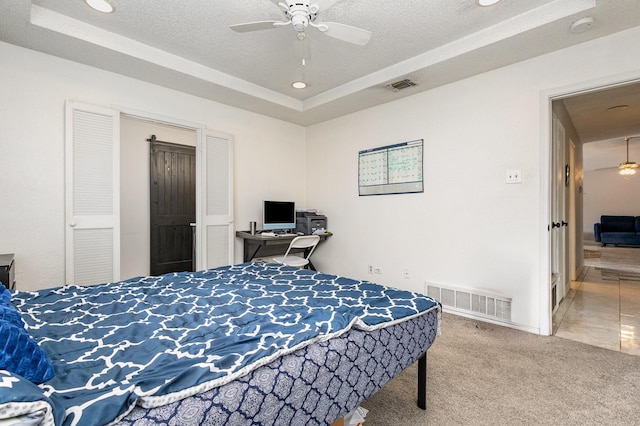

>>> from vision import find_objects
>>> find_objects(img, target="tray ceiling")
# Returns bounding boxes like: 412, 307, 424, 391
1, 1, 640, 128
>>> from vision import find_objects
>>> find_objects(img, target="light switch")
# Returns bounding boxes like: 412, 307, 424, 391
506, 169, 522, 184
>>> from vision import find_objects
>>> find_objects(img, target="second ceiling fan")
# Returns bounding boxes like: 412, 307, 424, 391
230, 0, 372, 46
593, 136, 640, 176
618, 136, 640, 175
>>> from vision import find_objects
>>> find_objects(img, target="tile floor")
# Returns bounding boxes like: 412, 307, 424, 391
553, 245, 640, 356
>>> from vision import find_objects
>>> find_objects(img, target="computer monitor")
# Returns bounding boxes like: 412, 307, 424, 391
262, 200, 296, 231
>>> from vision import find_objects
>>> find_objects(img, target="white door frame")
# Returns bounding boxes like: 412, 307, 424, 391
112, 106, 234, 271
569, 141, 576, 282
540, 72, 640, 336
550, 113, 566, 315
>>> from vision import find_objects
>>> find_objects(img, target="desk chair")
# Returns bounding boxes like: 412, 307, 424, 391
272, 235, 320, 268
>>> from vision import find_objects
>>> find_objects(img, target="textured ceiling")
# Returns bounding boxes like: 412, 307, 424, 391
24, 0, 558, 99
567, 81, 640, 172
1, 0, 640, 129
562, 83, 640, 144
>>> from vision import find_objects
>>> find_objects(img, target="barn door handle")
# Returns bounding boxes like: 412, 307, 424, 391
552, 222, 561, 228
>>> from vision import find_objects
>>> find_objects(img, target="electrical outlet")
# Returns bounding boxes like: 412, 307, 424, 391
506, 169, 522, 184
374, 266, 383, 274
368, 265, 373, 274
403, 269, 410, 279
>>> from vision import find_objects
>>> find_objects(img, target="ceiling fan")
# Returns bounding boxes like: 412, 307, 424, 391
230, 0, 372, 46
618, 136, 640, 175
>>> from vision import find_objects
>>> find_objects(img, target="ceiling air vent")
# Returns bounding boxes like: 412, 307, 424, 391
385, 79, 417, 92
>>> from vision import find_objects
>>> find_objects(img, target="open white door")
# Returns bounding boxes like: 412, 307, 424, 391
196, 130, 234, 270
65, 101, 120, 285
550, 113, 567, 312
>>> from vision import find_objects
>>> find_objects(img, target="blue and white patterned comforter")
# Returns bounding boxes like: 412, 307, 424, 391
9, 262, 440, 426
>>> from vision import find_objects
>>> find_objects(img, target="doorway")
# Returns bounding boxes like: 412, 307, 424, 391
120, 116, 198, 280
149, 137, 196, 275
65, 103, 234, 286
546, 79, 640, 338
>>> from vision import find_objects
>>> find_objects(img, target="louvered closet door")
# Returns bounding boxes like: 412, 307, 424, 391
198, 131, 233, 270
65, 101, 120, 285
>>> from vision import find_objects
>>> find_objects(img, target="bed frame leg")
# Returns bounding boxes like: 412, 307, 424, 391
417, 352, 427, 410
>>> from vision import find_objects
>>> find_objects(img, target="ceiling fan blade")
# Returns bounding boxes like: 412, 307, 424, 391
315, 0, 340, 11
270, 0, 284, 8
321, 22, 372, 46
230, 21, 281, 33
591, 164, 640, 172
271, 0, 339, 11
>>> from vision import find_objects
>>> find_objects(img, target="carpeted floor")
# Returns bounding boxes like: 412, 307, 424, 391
360, 313, 640, 425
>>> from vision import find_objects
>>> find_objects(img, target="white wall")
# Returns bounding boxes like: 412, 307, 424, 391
3, 25, 640, 332
583, 139, 640, 238
583, 168, 640, 236
305, 26, 640, 333
0, 41, 305, 291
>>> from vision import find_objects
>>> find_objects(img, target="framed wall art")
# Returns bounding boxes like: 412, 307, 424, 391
358, 139, 423, 196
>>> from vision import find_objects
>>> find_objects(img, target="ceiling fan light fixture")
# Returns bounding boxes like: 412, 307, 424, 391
292, 81, 307, 89
230, 1, 371, 46
618, 136, 640, 176
85, 0, 115, 13
477, 0, 501, 6
619, 166, 637, 176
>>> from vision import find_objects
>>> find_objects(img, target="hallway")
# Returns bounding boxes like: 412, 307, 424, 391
553, 245, 640, 356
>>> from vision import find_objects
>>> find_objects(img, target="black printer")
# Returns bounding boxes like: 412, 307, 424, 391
295, 211, 327, 235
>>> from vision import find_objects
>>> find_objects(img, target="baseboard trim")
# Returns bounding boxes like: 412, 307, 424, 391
441, 308, 540, 335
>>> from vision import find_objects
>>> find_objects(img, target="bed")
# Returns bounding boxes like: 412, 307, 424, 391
1, 261, 440, 426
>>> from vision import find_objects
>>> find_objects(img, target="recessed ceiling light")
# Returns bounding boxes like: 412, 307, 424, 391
477, 0, 501, 6
85, 0, 115, 13
292, 81, 307, 89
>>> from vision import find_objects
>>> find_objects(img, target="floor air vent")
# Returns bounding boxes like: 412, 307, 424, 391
427, 283, 512, 322
385, 79, 417, 92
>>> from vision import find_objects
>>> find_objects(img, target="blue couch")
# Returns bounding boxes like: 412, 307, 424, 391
594, 215, 640, 246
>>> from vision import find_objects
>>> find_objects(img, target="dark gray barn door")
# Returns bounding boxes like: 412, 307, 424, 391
150, 138, 196, 275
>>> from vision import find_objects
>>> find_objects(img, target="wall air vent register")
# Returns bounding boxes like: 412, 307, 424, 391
427, 283, 512, 323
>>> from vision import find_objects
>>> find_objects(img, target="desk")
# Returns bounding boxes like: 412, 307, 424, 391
236, 231, 330, 270
0, 254, 15, 290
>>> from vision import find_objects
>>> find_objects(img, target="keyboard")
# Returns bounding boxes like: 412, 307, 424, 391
260, 232, 296, 237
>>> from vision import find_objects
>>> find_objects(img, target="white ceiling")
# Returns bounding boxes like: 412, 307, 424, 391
582, 135, 640, 172
561, 82, 640, 172
562, 83, 640, 142
1, 0, 640, 128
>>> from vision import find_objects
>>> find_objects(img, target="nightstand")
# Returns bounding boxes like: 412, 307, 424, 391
0, 254, 15, 290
